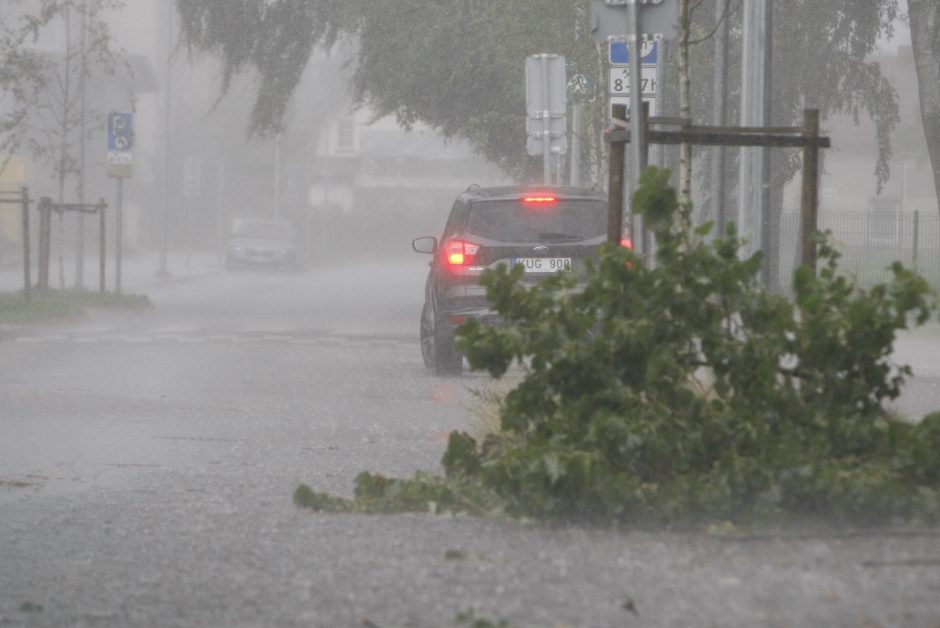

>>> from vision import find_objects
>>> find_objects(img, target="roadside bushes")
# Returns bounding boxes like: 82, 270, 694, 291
297, 168, 939, 526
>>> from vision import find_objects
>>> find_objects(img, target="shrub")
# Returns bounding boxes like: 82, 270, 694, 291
449, 167, 938, 525
296, 168, 938, 526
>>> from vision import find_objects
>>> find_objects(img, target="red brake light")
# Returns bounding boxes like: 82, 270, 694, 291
443, 240, 479, 267
522, 195, 557, 204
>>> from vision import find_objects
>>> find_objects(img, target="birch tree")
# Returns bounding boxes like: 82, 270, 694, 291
11, 0, 127, 288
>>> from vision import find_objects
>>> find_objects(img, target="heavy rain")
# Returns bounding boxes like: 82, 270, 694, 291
1, 1, 939, 626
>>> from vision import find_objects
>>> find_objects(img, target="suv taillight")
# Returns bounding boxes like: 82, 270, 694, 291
442, 239, 480, 267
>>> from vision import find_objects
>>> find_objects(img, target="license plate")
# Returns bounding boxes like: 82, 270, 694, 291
512, 257, 572, 273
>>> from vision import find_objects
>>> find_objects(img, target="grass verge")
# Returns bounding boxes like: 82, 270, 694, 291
0, 289, 152, 325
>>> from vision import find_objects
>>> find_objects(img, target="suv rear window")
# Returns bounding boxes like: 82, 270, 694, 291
236, 222, 290, 239
463, 199, 606, 242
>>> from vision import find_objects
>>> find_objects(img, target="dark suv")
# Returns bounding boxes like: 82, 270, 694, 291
412, 185, 608, 375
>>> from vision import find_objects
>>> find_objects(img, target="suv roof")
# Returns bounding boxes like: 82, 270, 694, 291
457, 184, 604, 204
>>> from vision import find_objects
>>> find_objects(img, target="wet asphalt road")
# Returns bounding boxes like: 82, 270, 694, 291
1, 257, 939, 627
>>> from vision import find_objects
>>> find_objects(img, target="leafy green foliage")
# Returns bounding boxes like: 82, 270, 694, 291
449, 167, 937, 524
176, 0, 347, 134
443, 549, 467, 561
454, 610, 514, 628
292, 483, 351, 512
0, 10, 47, 162
176, 0, 913, 186
18, 601, 44, 613
177, 0, 605, 179
295, 170, 938, 526
294, 469, 503, 517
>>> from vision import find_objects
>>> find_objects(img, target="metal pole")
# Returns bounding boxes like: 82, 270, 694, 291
710, 0, 730, 235
274, 132, 281, 220
116, 178, 123, 293
570, 103, 582, 186
608, 105, 627, 246
99, 200, 106, 293
571, 5, 582, 188
159, 4, 172, 277
57, 3, 71, 291
799, 109, 820, 272
629, 1, 646, 257
217, 161, 226, 265
541, 55, 552, 184
76, 0, 87, 288
21, 188, 31, 302
738, 0, 768, 257
185, 194, 191, 271
759, 0, 774, 286
629, 2, 645, 185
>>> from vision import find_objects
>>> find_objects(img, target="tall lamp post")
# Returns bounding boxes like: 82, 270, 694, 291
158, 3, 173, 277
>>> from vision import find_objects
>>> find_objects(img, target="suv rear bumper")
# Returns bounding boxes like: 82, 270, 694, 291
440, 306, 503, 329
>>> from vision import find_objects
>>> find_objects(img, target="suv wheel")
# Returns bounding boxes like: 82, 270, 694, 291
420, 304, 462, 376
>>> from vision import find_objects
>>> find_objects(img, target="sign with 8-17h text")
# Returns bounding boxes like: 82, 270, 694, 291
609, 66, 657, 96
107, 112, 133, 178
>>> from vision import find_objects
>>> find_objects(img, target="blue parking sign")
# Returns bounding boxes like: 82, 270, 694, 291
107, 112, 133, 151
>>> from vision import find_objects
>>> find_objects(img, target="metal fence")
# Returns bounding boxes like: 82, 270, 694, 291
777, 208, 940, 291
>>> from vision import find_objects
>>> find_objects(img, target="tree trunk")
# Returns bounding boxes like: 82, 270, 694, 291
908, 0, 940, 219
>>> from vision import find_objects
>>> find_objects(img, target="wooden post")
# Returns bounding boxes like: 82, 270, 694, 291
603, 112, 830, 277
21, 188, 31, 302
799, 109, 820, 272
38, 198, 50, 290
98, 200, 106, 293
608, 104, 627, 246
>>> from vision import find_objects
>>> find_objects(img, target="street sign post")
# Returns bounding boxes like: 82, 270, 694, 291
106, 111, 133, 292
525, 54, 568, 184
608, 39, 660, 118
591, 0, 678, 258
106, 112, 134, 179
590, 0, 678, 42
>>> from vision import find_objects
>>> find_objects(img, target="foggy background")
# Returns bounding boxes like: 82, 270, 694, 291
0, 1, 934, 284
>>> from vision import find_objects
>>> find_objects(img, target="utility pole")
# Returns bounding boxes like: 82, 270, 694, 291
710, 0, 730, 235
